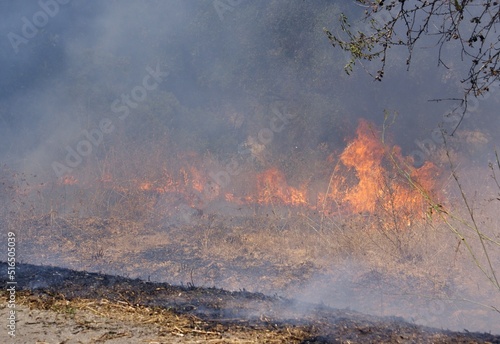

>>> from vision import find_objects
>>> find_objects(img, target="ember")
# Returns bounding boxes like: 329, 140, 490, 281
59, 175, 78, 185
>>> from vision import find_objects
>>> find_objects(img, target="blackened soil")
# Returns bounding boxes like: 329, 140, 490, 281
1, 262, 499, 343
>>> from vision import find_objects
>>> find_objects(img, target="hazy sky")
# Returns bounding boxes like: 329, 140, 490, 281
2, 0, 497, 179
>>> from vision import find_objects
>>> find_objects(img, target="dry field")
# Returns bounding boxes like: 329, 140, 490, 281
1, 122, 499, 342
2, 202, 499, 340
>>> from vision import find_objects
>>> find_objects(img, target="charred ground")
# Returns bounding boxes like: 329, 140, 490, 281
1, 262, 499, 343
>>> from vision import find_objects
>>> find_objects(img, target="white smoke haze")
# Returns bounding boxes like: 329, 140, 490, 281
1, 0, 499, 335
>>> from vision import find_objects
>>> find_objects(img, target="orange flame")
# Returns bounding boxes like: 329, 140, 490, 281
53, 119, 441, 226
339, 119, 440, 223
256, 167, 308, 206
340, 120, 387, 213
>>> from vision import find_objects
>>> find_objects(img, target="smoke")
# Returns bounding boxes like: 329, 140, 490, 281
2, 0, 495, 170
1, 0, 499, 335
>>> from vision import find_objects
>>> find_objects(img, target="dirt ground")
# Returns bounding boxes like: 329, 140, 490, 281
10, 209, 500, 330
2, 204, 499, 343
1, 262, 499, 344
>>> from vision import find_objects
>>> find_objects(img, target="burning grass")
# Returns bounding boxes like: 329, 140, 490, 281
2, 118, 499, 335
32, 119, 442, 226
337, 120, 440, 220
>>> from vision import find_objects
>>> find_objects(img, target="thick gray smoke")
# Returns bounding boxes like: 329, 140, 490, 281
1, 0, 498, 335
0, 1, 462, 168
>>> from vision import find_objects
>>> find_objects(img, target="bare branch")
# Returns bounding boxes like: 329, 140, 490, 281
325, 0, 500, 122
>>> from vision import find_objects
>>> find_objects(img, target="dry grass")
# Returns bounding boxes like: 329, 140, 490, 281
2, 132, 499, 334
3, 290, 310, 343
